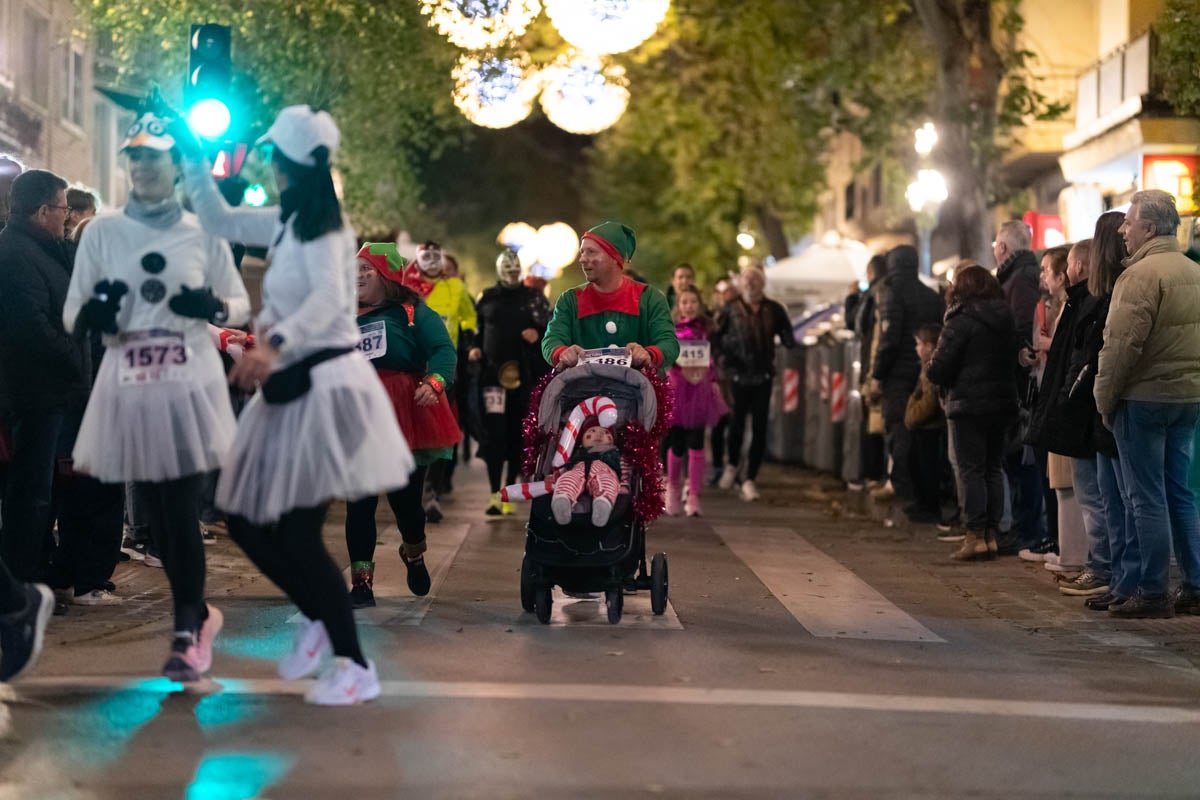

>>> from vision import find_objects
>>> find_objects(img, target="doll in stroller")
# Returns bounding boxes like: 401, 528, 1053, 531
502, 357, 669, 624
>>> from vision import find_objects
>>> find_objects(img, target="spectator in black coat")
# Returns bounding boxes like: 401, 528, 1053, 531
993, 219, 1041, 346
927, 264, 1018, 562
0, 170, 88, 582
869, 245, 944, 504
849, 255, 886, 483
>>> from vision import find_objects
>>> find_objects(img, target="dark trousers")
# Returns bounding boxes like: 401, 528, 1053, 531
728, 382, 772, 481
229, 504, 366, 668
52, 474, 123, 594
1, 409, 65, 581
885, 419, 915, 500
710, 414, 730, 470
1005, 448, 1047, 548
909, 427, 945, 513
862, 432, 886, 483
482, 400, 524, 493
0, 558, 27, 614
949, 414, 1009, 531
345, 465, 429, 562
138, 475, 206, 633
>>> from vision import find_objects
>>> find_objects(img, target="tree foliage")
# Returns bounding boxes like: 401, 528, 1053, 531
1156, 0, 1200, 118
77, 0, 466, 232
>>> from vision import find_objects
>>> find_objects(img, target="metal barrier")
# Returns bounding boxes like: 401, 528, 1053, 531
840, 334, 863, 484
768, 341, 807, 464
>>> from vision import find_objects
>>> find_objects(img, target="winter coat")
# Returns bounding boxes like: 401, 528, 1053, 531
1094, 236, 1200, 415
0, 217, 90, 412
475, 281, 551, 388
871, 246, 944, 423
711, 296, 795, 386
926, 297, 1018, 420
1027, 281, 1096, 457
996, 249, 1041, 346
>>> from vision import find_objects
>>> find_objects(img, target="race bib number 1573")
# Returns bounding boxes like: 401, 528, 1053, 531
119, 335, 189, 386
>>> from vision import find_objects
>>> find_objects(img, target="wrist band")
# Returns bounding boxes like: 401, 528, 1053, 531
424, 374, 444, 394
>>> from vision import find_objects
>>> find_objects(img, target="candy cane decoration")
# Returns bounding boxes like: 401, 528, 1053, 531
552, 395, 618, 468
500, 478, 555, 503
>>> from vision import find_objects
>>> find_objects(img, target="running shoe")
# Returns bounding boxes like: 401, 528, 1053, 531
400, 547, 432, 596
278, 617, 331, 680
485, 492, 502, 516
0, 583, 54, 682
501, 501, 516, 516
199, 522, 217, 545
73, 589, 122, 606
304, 657, 381, 706
144, 551, 164, 569
163, 604, 223, 683
740, 480, 760, 502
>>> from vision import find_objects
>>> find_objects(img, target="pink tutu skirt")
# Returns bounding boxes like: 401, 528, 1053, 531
668, 366, 729, 429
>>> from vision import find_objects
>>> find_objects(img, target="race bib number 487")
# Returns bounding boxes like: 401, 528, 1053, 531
357, 320, 387, 360
119, 333, 189, 386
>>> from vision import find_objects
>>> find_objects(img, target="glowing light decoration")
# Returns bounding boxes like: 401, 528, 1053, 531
535, 222, 579, 271
420, 0, 542, 50
498, 221, 538, 249
543, 0, 670, 55
452, 54, 541, 129
539, 54, 629, 134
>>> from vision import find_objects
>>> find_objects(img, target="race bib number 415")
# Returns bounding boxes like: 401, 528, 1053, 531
357, 320, 387, 360
119, 333, 189, 386
581, 347, 631, 368
677, 340, 711, 369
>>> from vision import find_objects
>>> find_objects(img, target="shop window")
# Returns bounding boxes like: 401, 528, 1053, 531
63, 45, 85, 127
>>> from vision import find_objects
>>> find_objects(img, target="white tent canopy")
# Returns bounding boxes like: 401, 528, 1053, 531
764, 237, 872, 308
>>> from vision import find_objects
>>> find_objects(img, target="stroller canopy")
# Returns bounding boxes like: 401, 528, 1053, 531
538, 364, 658, 433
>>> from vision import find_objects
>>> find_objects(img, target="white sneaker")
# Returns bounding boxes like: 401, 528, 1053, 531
304, 657, 381, 706
72, 589, 122, 606
144, 552, 164, 569
278, 617, 331, 680
740, 480, 760, 502
718, 465, 738, 490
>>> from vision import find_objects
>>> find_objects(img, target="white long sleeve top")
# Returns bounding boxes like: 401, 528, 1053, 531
64, 210, 250, 344
181, 159, 359, 366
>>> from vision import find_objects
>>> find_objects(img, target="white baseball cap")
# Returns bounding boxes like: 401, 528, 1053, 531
256, 105, 340, 167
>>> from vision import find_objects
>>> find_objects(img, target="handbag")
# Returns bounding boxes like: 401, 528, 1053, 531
262, 347, 353, 404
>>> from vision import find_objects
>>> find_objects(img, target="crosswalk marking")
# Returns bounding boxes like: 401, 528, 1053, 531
546, 587, 683, 629
287, 523, 471, 627
14, 677, 1199, 724
713, 526, 945, 643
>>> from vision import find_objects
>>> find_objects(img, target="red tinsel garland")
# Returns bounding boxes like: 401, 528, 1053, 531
520, 366, 673, 525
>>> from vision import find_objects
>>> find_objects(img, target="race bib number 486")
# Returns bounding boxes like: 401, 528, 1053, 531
119, 333, 189, 386
581, 347, 631, 368
357, 320, 387, 360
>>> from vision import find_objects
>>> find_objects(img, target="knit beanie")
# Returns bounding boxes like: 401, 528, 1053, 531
357, 242, 408, 285
582, 221, 636, 266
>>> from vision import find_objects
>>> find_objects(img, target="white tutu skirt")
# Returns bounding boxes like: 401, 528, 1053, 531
73, 348, 236, 483
217, 351, 414, 525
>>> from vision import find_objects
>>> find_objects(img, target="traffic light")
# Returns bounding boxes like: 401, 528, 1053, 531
209, 142, 247, 179
185, 23, 232, 139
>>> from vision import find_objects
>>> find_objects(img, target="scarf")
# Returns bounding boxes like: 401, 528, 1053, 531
124, 194, 183, 230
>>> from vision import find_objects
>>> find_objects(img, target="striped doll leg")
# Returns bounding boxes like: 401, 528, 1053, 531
587, 461, 621, 526
551, 463, 587, 525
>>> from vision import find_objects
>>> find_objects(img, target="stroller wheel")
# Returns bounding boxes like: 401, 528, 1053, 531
650, 552, 669, 616
605, 588, 623, 624
534, 587, 553, 624
520, 556, 535, 613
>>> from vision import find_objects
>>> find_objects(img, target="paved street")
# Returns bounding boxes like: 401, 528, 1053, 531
3, 460, 1200, 799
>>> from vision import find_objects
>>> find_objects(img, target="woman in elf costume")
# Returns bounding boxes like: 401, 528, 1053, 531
345, 243, 459, 608
665, 286, 728, 517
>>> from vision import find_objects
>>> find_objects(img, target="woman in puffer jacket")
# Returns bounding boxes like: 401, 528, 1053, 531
927, 264, 1019, 561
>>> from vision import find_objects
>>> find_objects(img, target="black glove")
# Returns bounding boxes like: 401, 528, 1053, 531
168, 285, 227, 322
77, 280, 128, 335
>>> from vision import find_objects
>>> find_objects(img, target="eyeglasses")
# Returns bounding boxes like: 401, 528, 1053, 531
43, 204, 70, 212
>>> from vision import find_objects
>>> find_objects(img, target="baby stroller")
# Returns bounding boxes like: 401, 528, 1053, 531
519, 359, 669, 624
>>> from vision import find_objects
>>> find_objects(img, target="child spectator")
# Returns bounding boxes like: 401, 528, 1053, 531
904, 322, 947, 525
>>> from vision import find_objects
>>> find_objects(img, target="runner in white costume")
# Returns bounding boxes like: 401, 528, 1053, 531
174, 106, 413, 705
63, 111, 251, 683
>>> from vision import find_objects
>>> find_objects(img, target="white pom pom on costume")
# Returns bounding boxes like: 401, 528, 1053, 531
552, 395, 618, 468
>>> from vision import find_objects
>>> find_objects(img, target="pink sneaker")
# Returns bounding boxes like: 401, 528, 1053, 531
162, 604, 223, 683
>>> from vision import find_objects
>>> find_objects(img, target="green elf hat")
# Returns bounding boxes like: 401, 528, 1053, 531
356, 242, 408, 285
582, 221, 636, 267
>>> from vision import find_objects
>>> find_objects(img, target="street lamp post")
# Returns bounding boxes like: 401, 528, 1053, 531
907, 122, 945, 277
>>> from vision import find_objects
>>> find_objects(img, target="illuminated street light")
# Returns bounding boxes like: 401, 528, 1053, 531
498, 221, 538, 249
452, 54, 541, 129
906, 168, 947, 276
419, 0, 542, 50
736, 232, 756, 250
543, 0, 670, 55
914, 121, 938, 156
535, 222, 580, 271
539, 54, 629, 134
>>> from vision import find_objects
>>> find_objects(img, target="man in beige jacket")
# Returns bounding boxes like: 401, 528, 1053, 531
1095, 189, 1200, 619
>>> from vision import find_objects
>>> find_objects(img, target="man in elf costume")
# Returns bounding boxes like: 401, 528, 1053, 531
401, 240, 477, 522
542, 221, 679, 371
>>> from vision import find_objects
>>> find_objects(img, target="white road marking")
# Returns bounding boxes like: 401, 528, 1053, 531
713, 526, 945, 643
546, 587, 683, 629
14, 677, 1200, 724
287, 523, 470, 626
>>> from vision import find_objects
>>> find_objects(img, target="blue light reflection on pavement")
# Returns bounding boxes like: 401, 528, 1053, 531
63, 677, 176, 770
186, 752, 294, 800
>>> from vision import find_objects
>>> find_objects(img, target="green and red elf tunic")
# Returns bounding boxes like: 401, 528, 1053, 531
541, 222, 680, 369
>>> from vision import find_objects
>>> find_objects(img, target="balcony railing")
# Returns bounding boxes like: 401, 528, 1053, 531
1066, 32, 1152, 147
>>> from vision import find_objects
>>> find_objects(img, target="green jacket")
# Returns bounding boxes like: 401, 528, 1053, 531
542, 276, 679, 368
1095, 236, 1200, 415
357, 302, 457, 386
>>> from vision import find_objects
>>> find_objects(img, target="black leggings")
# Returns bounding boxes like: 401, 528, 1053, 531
345, 466, 428, 563
228, 504, 366, 668
728, 382, 773, 481
483, 401, 524, 493
710, 414, 730, 468
667, 427, 705, 456
136, 475, 206, 634
0, 558, 27, 615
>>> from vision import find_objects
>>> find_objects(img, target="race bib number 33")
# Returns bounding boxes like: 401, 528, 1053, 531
357, 320, 387, 360
119, 334, 189, 386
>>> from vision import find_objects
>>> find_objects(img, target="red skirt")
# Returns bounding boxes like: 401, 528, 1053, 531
376, 369, 462, 451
